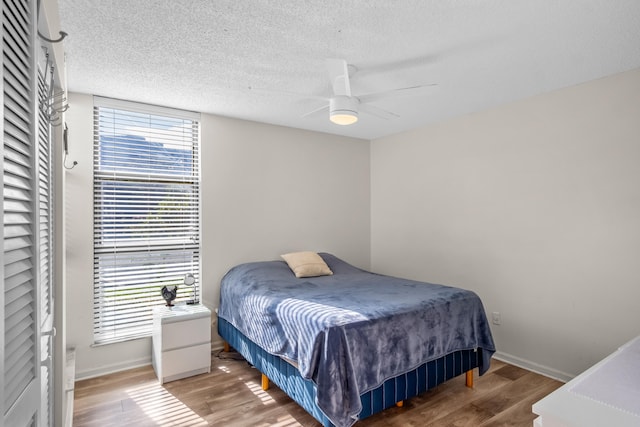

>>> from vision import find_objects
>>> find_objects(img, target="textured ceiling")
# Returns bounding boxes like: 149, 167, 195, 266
57, 0, 640, 140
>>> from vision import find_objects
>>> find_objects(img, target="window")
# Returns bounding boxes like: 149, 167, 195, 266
93, 97, 200, 344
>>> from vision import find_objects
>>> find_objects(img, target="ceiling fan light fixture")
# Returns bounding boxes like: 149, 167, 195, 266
330, 112, 358, 125
329, 96, 359, 125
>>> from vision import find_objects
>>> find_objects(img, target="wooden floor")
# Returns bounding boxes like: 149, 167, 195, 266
73, 351, 562, 427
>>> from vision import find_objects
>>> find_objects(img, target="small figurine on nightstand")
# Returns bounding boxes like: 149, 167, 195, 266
160, 285, 178, 306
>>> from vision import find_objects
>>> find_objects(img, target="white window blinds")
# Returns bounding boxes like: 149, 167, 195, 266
93, 97, 201, 345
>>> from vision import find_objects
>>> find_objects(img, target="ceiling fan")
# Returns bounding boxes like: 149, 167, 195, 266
305, 58, 437, 126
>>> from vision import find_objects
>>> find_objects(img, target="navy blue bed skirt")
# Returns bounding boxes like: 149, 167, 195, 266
218, 317, 481, 426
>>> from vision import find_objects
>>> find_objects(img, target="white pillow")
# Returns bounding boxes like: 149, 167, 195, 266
281, 251, 333, 278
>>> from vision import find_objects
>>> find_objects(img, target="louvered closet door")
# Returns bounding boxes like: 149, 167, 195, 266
2, 0, 42, 426
37, 50, 54, 427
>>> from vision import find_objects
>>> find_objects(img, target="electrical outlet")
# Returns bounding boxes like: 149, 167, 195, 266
491, 311, 501, 325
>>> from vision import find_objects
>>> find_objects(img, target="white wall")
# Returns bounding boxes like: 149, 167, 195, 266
371, 68, 640, 380
64, 93, 370, 378
66, 68, 640, 381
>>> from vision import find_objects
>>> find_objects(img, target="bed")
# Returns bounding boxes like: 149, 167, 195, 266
217, 253, 495, 427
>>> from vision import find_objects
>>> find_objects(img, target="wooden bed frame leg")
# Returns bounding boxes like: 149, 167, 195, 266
261, 373, 270, 391
465, 369, 474, 388
223, 341, 230, 352
396, 401, 404, 408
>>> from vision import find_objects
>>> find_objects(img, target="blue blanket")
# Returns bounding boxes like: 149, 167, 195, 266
218, 254, 495, 427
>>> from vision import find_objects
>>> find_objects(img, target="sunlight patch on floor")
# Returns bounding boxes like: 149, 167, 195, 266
126, 382, 208, 426
244, 380, 276, 405
217, 364, 231, 373
269, 414, 303, 427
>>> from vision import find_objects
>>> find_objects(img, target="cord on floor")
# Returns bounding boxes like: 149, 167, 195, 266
214, 348, 245, 361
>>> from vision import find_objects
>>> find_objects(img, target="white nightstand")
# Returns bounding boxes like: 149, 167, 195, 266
152, 304, 211, 384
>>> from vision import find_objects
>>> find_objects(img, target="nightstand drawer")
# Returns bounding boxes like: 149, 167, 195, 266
161, 342, 211, 379
161, 316, 210, 351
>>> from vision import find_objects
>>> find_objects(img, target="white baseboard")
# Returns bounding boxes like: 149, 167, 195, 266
493, 351, 574, 383
77, 343, 224, 381
75, 356, 152, 381
75, 345, 572, 386
211, 338, 225, 352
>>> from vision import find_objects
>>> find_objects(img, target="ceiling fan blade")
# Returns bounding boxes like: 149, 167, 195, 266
360, 103, 399, 120
301, 104, 329, 118
326, 58, 351, 97
358, 83, 437, 103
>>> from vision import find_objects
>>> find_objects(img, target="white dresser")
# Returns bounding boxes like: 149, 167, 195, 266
152, 304, 211, 384
532, 335, 640, 427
